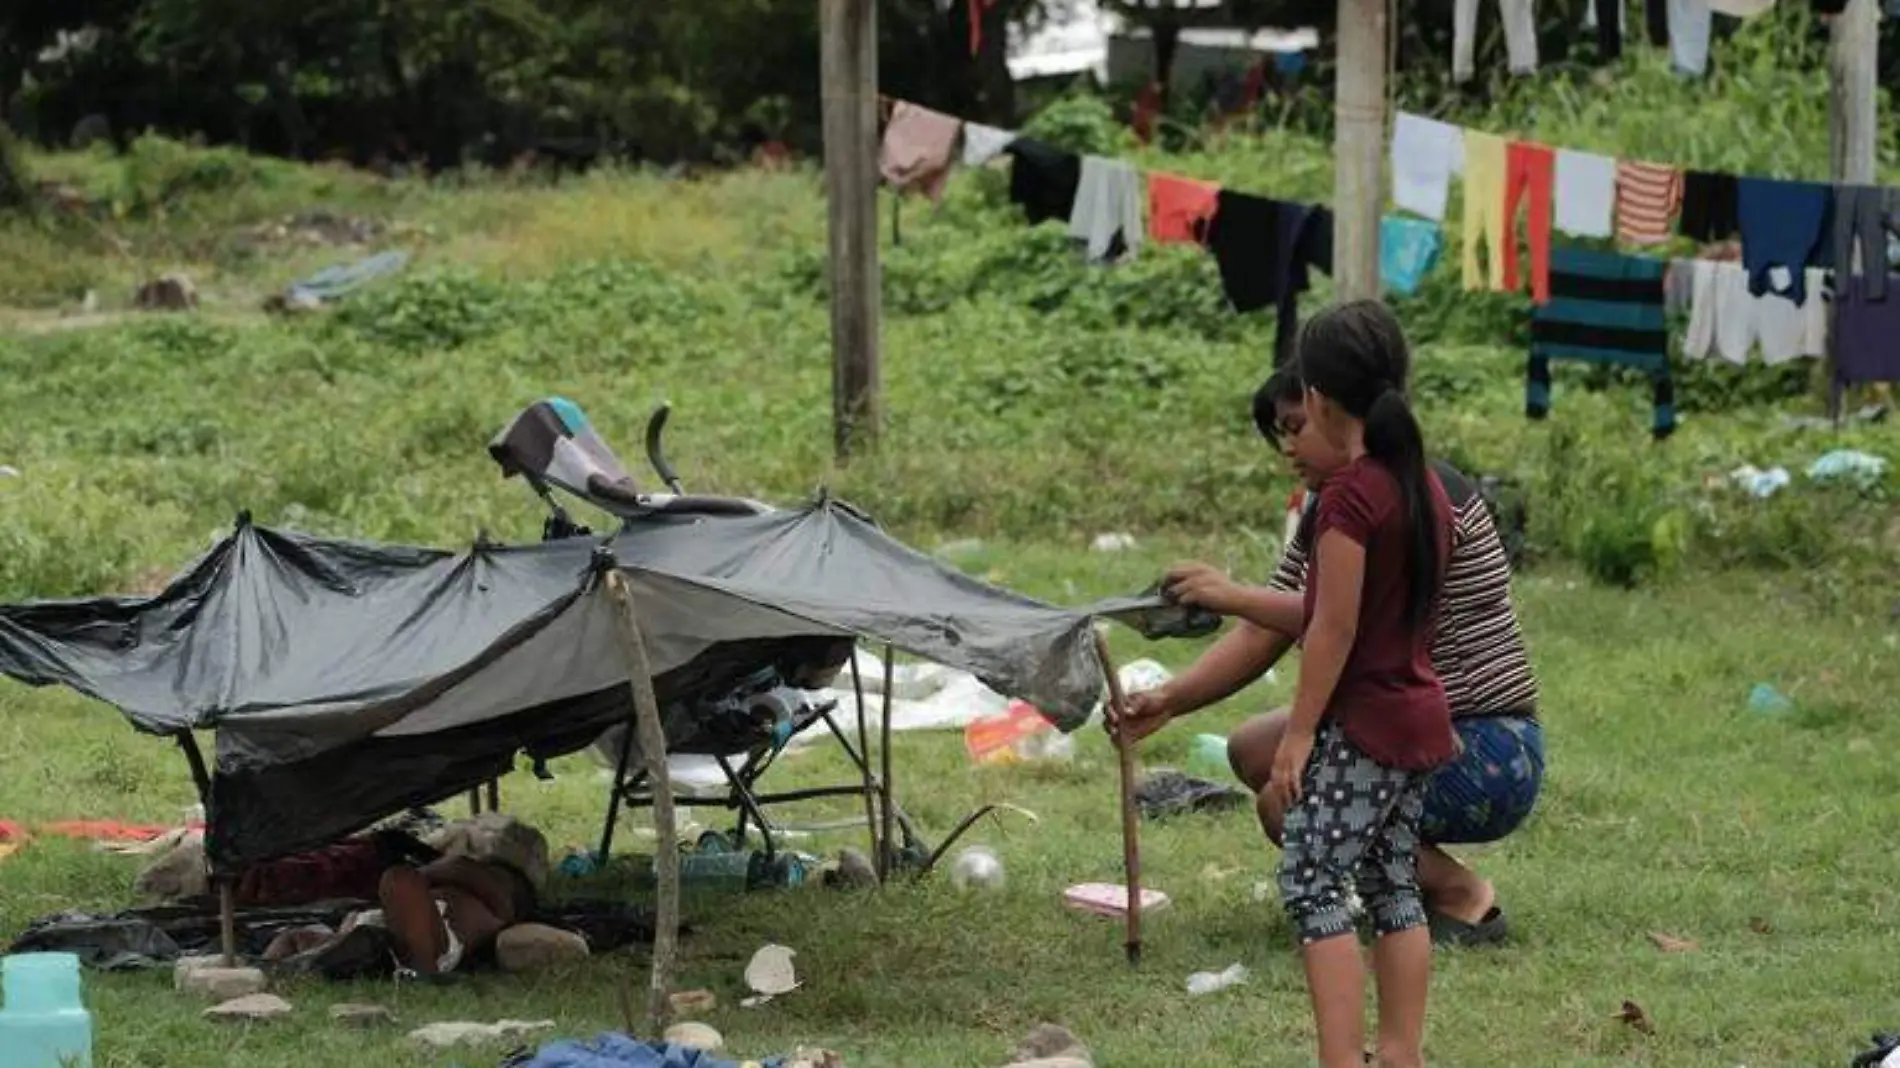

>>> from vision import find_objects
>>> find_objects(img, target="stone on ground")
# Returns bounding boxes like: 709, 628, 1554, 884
203, 994, 293, 1023
179, 966, 267, 1001
495, 923, 589, 972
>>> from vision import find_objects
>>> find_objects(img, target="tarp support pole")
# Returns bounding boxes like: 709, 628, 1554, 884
847, 651, 882, 873
879, 643, 897, 880
1092, 627, 1143, 968
219, 881, 237, 967
599, 719, 640, 863
172, 732, 237, 967
604, 566, 680, 1033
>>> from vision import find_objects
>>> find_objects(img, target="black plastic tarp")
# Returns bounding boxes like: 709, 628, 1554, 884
0, 499, 1164, 869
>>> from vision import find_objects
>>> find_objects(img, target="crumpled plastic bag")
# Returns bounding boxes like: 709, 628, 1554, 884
1807, 449, 1888, 490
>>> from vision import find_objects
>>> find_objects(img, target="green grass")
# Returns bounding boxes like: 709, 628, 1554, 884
3, 544, 1899, 1067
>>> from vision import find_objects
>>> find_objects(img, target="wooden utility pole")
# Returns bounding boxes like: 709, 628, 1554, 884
1828, 0, 1878, 187
821, 0, 882, 460
1826, 0, 1881, 415
1332, 0, 1388, 302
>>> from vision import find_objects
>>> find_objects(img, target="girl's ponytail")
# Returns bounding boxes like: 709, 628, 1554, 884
1363, 387, 1442, 628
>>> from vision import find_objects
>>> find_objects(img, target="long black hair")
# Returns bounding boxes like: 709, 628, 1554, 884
1292, 299, 1443, 628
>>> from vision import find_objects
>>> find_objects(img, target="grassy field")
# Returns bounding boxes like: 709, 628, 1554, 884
3, 545, 1898, 1067
3, 22, 1899, 1062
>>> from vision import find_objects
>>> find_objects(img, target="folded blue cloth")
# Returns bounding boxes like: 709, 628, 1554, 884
507, 1034, 782, 1068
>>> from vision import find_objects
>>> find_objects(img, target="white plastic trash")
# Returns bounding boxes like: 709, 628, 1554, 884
948, 846, 1005, 891
1185, 963, 1250, 996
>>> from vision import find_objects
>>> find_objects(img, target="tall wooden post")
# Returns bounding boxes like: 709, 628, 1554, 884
1332, 0, 1388, 302
821, 0, 882, 459
1826, 0, 1881, 415
1828, 0, 1878, 188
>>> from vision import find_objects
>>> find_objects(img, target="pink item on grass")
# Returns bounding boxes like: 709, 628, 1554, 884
1063, 883, 1171, 919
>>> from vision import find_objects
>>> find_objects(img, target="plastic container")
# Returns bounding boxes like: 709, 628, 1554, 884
1187, 733, 1231, 780
0, 952, 94, 1068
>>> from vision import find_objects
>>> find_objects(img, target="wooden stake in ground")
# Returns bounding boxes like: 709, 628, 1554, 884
219, 880, 237, 967
879, 644, 897, 879
1091, 628, 1142, 967
820, 0, 882, 459
1331, 0, 1390, 302
604, 568, 680, 1033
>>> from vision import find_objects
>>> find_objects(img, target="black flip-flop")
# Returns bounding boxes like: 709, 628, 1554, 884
1427, 905, 1509, 948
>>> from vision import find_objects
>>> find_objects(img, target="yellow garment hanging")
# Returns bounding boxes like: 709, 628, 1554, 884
1462, 131, 1509, 292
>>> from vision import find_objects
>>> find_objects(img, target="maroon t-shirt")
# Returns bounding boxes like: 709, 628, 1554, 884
1300, 456, 1458, 771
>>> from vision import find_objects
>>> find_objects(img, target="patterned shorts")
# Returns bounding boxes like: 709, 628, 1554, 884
1277, 721, 1432, 946
1418, 715, 1544, 845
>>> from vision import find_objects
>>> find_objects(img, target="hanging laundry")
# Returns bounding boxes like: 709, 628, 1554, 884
1204, 192, 1333, 366
1004, 139, 1081, 226
1834, 274, 1900, 408
1831, 185, 1900, 300
1391, 113, 1466, 222
1381, 216, 1444, 297
878, 102, 962, 201
1737, 177, 1830, 304
1709, 0, 1774, 15
1583, 0, 1624, 60
1679, 170, 1740, 242
1616, 160, 1683, 246
1462, 131, 1509, 292
1554, 149, 1617, 238
1148, 173, 1221, 245
1668, 0, 1714, 75
1646, 0, 1671, 45
1068, 156, 1145, 263
1528, 248, 1676, 440
961, 122, 1017, 167
1681, 260, 1827, 365
1503, 141, 1555, 304
1453, 0, 1540, 83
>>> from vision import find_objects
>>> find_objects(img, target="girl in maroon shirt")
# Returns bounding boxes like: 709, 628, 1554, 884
1270, 300, 1457, 1068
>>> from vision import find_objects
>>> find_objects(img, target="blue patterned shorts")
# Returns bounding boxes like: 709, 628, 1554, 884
1417, 715, 1544, 845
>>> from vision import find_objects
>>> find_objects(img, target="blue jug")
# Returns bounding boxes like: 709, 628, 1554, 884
0, 952, 94, 1068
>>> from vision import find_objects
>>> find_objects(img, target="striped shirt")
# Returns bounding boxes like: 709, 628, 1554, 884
1529, 247, 1675, 439
1268, 462, 1539, 719
1615, 161, 1682, 246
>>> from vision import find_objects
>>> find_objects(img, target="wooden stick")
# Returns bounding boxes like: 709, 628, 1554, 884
848, 651, 882, 872
219, 879, 237, 966
1092, 628, 1142, 967
879, 643, 896, 879
605, 569, 680, 1033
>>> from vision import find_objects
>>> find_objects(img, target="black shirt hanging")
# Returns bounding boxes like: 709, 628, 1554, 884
1003, 139, 1081, 226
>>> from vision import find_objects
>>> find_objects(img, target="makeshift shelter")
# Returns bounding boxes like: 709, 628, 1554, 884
0, 501, 1171, 869
0, 395, 1202, 875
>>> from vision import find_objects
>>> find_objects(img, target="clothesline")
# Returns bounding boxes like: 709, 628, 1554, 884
875, 95, 1837, 284
875, 95, 1897, 435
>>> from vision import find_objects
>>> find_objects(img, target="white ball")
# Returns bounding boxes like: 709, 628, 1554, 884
948, 846, 1005, 891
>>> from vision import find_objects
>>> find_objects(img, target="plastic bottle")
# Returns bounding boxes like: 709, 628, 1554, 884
0, 952, 94, 1068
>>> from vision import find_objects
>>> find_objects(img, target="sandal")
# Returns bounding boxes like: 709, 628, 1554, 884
1427, 905, 1509, 948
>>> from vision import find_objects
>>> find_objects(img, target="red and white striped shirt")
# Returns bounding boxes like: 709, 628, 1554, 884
1616, 160, 1682, 246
